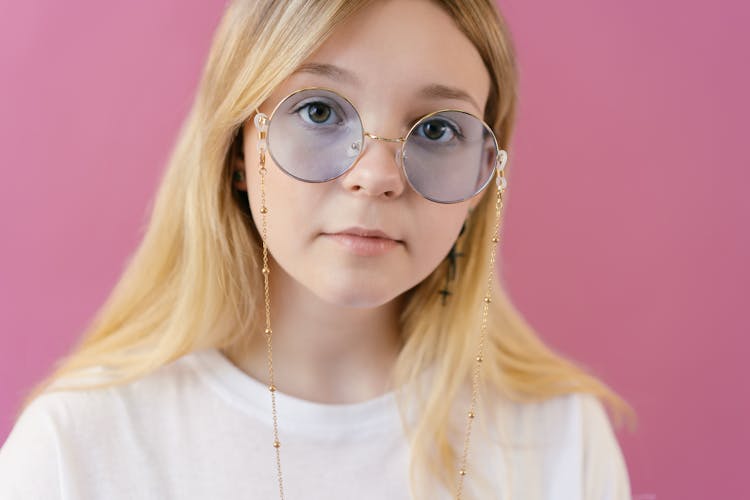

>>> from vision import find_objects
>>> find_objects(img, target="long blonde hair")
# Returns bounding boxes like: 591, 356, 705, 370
17, 0, 635, 497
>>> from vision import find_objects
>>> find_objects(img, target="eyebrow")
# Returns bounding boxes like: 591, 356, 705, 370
292, 62, 482, 113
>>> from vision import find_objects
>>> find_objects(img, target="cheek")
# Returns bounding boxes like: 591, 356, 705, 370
247, 158, 298, 236
245, 145, 327, 259
404, 207, 468, 278
245, 132, 294, 231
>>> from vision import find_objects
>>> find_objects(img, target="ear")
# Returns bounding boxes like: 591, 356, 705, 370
232, 152, 248, 192
231, 126, 248, 192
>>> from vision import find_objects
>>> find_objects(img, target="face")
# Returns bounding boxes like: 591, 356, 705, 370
236, 0, 492, 308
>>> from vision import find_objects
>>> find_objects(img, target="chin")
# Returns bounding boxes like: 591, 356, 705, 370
312, 282, 403, 309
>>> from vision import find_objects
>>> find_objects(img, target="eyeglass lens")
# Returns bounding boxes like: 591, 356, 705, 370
265, 88, 499, 203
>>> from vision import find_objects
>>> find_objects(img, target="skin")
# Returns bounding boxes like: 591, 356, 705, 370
226, 0, 491, 404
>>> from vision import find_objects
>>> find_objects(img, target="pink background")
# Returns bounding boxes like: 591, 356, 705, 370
1, 1, 747, 498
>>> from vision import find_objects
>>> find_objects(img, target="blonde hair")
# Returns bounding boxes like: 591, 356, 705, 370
17, 0, 635, 497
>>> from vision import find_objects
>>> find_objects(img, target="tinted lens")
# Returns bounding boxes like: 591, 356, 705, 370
403, 111, 498, 203
266, 88, 363, 182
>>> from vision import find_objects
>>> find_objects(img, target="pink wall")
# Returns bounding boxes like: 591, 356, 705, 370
1, 1, 746, 498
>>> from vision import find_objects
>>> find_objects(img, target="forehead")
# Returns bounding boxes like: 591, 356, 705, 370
272, 0, 490, 115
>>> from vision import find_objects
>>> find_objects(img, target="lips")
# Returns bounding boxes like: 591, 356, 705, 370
329, 226, 400, 242
322, 226, 402, 256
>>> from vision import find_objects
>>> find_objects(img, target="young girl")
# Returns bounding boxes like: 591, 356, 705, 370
0, 0, 635, 498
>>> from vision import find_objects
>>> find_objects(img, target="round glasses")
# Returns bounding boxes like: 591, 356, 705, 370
252, 87, 508, 204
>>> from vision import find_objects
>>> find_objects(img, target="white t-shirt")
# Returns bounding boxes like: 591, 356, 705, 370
0, 348, 631, 499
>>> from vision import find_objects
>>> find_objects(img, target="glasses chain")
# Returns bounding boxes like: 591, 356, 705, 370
256, 115, 286, 499
255, 115, 506, 500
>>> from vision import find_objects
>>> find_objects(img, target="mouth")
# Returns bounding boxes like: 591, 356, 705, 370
321, 229, 402, 257
328, 226, 401, 241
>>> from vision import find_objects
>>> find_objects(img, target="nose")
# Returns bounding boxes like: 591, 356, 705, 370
339, 132, 407, 199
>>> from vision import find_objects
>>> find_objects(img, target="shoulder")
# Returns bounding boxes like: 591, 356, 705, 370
0, 390, 69, 498
574, 393, 632, 500
487, 392, 631, 499
2, 351, 203, 454
491, 392, 598, 443
492, 391, 623, 440
40, 352, 199, 420
0, 352, 206, 498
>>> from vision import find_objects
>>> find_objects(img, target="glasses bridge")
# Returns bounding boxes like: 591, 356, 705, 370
363, 132, 406, 143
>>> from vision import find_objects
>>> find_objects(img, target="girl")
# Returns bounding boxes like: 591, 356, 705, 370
0, 0, 635, 498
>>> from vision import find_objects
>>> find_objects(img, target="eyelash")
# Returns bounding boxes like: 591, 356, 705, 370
413, 116, 464, 139
292, 100, 338, 115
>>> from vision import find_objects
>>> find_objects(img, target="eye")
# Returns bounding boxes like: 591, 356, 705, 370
294, 101, 339, 125
415, 118, 462, 143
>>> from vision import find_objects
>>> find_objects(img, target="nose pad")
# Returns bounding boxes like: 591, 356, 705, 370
346, 138, 363, 160
398, 147, 408, 172
346, 135, 405, 174
339, 133, 408, 199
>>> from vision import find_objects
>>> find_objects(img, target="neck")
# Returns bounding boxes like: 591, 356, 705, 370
224, 257, 406, 404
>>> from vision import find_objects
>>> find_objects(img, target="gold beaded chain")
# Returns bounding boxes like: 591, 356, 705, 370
455, 162, 506, 499
254, 113, 286, 499
252, 113, 508, 500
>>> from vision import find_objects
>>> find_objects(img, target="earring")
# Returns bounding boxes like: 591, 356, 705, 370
233, 170, 245, 182
438, 220, 466, 305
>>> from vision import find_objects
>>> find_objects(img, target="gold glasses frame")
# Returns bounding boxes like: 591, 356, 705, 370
251, 86, 508, 204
